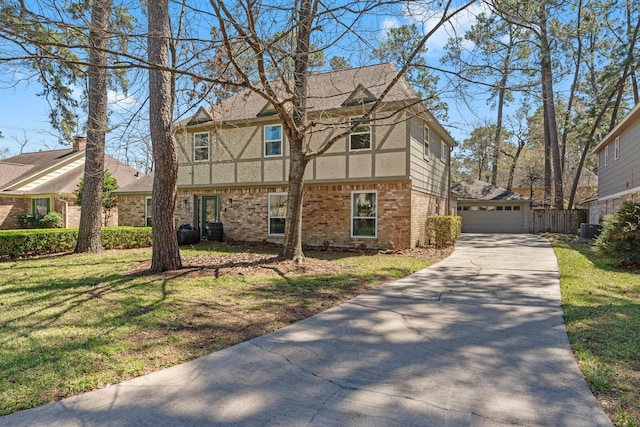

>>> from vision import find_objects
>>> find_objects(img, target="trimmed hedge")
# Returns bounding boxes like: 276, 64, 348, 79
0, 227, 153, 259
425, 215, 462, 248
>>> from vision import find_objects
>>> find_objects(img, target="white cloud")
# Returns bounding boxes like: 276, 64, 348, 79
381, 16, 401, 35
107, 90, 138, 110
404, 2, 490, 54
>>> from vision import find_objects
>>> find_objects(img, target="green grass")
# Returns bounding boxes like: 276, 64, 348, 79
0, 244, 441, 416
553, 236, 640, 426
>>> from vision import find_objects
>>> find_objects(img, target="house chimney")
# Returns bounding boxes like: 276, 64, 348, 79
73, 135, 87, 152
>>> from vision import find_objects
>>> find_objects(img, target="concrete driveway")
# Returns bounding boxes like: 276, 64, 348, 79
0, 234, 612, 426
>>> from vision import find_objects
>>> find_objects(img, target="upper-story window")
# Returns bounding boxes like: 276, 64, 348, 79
264, 124, 283, 157
349, 117, 371, 151
441, 141, 447, 162
423, 126, 430, 160
604, 145, 609, 166
194, 132, 210, 161
614, 136, 620, 160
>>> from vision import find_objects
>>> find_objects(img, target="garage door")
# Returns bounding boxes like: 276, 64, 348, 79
458, 205, 526, 233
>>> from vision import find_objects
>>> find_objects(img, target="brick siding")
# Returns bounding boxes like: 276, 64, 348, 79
119, 181, 450, 250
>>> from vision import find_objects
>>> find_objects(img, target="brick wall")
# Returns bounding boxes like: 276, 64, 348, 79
119, 180, 450, 249
589, 190, 640, 224
0, 197, 29, 229
118, 195, 148, 227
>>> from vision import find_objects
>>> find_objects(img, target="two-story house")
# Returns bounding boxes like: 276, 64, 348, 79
589, 102, 640, 223
117, 63, 456, 249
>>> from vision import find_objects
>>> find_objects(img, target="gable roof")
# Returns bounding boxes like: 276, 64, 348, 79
0, 148, 142, 196
180, 63, 419, 124
178, 63, 456, 147
114, 172, 154, 194
451, 179, 530, 201
592, 102, 640, 154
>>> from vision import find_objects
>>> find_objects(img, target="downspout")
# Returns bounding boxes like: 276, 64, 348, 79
447, 145, 452, 215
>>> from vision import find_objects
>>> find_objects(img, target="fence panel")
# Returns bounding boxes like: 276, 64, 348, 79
530, 209, 587, 234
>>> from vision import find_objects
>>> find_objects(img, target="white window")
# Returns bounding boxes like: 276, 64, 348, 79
423, 126, 430, 159
604, 145, 609, 166
32, 198, 50, 216
194, 133, 210, 161
145, 197, 152, 227
268, 193, 287, 235
264, 124, 283, 157
349, 117, 371, 151
352, 191, 377, 238
614, 136, 620, 160
441, 141, 447, 162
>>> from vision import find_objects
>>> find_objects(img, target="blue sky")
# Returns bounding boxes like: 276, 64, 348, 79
0, 1, 482, 159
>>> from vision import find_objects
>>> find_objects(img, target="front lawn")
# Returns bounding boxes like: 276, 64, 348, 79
552, 235, 640, 427
0, 242, 448, 416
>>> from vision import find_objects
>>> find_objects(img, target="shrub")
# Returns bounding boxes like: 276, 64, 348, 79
101, 227, 153, 249
0, 227, 153, 259
425, 215, 462, 248
16, 212, 63, 229
38, 212, 63, 228
594, 201, 640, 267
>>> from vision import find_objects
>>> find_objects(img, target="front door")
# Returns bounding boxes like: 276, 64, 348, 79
201, 196, 219, 238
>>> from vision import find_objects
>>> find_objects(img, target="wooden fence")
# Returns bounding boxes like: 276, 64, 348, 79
530, 209, 588, 234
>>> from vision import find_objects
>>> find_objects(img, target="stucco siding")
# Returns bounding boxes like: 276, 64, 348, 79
316, 155, 347, 180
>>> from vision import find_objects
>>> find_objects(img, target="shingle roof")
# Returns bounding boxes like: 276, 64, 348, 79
0, 148, 142, 196
182, 63, 420, 124
451, 179, 530, 201
114, 172, 154, 194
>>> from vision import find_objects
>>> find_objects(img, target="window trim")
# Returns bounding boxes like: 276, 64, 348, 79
614, 136, 620, 160
441, 141, 447, 162
604, 145, 609, 167
268, 192, 287, 236
145, 197, 152, 227
193, 132, 210, 162
349, 117, 371, 151
423, 125, 430, 160
264, 124, 283, 157
351, 190, 377, 238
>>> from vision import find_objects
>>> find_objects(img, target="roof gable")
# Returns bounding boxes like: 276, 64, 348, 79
187, 106, 214, 125
341, 84, 377, 107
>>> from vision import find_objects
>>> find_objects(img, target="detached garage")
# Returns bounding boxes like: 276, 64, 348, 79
451, 179, 531, 233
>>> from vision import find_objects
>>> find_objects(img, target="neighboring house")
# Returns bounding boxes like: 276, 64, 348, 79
451, 179, 531, 233
117, 63, 457, 249
506, 167, 597, 209
0, 136, 142, 229
589, 102, 640, 223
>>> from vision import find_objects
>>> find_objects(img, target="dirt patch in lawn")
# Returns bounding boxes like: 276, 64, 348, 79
122, 241, 453, 371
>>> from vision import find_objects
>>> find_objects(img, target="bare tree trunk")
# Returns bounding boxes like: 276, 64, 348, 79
148, 0, 182, 272
539, 7, 563, 209
281, 0, 316, 262
281, 145, 308, 262
560, 0, 583, 170
75, 0, 111, 253
490, 34, 513, 186
505, 137, 525, 190
490, 83, 506, 186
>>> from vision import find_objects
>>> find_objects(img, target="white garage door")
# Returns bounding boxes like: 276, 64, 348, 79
459, 205, 526, 233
